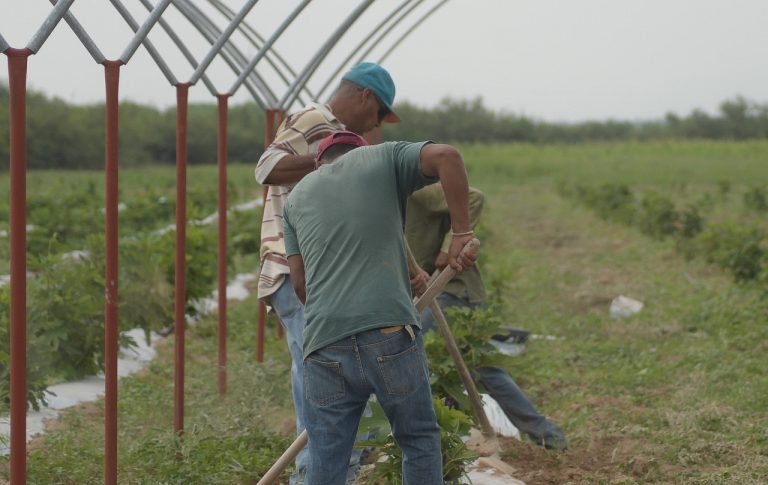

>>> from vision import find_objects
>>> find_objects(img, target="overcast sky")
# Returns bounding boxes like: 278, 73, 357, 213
1, 0, 767, 121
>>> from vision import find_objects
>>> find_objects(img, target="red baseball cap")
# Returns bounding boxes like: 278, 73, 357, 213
315, 131, 369, 161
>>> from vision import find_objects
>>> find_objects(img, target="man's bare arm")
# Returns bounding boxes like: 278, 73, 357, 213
436, 187, 485, 269
419, 144, 475, 272
262, 155, 316, 185
287, 255, 307, 304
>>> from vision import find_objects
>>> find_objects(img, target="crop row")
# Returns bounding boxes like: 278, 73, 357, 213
0, 191, 262, 412
558, 183, 767, 285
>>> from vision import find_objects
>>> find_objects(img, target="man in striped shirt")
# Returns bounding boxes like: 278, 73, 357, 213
254, 62, 400, 484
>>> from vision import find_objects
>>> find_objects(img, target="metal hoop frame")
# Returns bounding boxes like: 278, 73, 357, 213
0, 1, 452, 483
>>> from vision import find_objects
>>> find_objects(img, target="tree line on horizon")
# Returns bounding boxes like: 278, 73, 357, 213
1, 82, 767, 170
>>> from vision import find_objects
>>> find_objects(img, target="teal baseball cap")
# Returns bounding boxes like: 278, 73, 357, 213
342, 62, 400, 123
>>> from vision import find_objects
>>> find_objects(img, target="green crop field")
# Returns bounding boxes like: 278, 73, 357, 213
459, 140, 767, 483
1, 140, 767, 483
0, 164, 261, 274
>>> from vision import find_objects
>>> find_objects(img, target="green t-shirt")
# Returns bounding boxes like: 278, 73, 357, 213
283, 141, 435, 359
406, 184, 487, 304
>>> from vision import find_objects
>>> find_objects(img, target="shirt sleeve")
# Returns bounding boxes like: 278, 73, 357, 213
390, 141, 438, 200
254, 108, 336, 184
283, 204, 300, 257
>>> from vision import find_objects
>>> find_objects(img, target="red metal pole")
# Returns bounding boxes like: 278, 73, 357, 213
6, 46, 32, 485
103, 59, 123, 485
174, 83, 191, 436
257, 108, 285, 362
216, 94, 229, 396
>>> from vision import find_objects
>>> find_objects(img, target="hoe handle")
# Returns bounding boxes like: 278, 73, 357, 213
428, 299, 496, 442
411, 238, 480, 313
410, 239, 496, 440
256, 430, 308, 485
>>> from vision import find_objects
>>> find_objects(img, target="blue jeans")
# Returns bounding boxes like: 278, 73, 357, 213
420, 292, 568, 450
270, 277, 310, 482
303, 326, 443, 485
271, 277, 367, 483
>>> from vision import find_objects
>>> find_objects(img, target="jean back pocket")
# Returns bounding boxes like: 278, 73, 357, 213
304, 357, 345, 406
377, 343, 427, 397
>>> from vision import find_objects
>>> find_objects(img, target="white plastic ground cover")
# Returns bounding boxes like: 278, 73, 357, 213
0, 225, 38, 238
529, 334, 561, 341
0, 272, 35, 289
0, 327, 159, 455
489, 339, 526, 357
158, 197, 263, 235
467, 466, 526, 485
192, 273, 257, 317
0, 198, 265, 447
482, 393, 521, 440
0, 272, 259, 456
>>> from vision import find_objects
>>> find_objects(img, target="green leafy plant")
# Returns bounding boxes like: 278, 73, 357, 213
562, 183, 637, 225
424, 307, 509, 411
229, 207, 262, 256
120, 192, 176, 232
584, 184, 636, 224
717, 180, 731, 198
0, 224, 217, 411
26, 254, 107, 382
636, 191, 679, 239
159, 224, 218, 316
677, 204, 705, 239
0, 286, 51, 411
675, 204, 706, 259
695, 191, 717, 214
359, 398, 477, 485
27, 190, 102, 253
743, 186, 768, 212
697, 223, 765, 281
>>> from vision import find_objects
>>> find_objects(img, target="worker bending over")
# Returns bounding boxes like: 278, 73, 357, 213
283, 131, 476, 485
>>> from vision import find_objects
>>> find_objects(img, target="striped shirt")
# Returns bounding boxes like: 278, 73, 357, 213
255, 102, 344, 301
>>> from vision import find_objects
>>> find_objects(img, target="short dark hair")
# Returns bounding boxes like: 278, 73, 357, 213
319, 143, 357, 162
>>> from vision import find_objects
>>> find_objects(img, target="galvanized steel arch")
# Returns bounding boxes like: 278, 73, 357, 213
10, 1, 454, 108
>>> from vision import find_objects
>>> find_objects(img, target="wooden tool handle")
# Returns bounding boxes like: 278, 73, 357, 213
409, 238, 496, 442
256, 430, 308, 485
412, 238, 480, 313
428, 300, 496, 443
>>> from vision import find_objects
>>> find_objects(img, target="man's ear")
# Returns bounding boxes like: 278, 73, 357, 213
361, 87, 375, 104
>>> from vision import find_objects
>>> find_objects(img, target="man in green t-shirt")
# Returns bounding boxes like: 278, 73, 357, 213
283, 131, 476, 485
407, 184, 568, 451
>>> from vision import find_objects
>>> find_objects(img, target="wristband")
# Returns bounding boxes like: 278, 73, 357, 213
451, 230, 474, 237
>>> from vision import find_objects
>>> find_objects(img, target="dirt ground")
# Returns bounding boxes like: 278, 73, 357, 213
500, 435, 664, 484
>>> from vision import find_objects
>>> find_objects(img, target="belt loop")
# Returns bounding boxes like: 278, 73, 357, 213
405, 324, 416, 341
